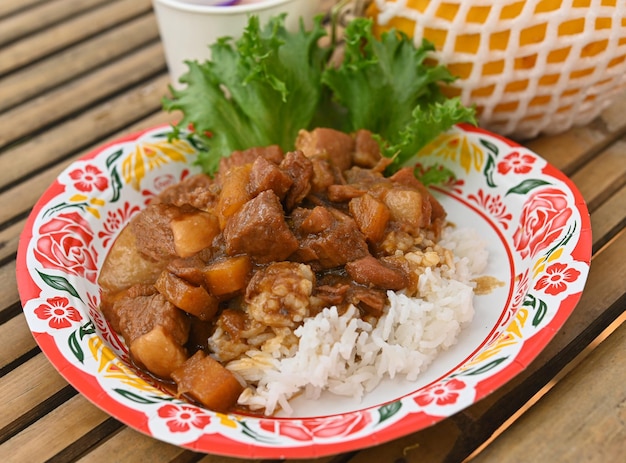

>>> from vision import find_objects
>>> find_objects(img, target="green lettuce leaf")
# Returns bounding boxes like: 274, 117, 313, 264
323, 19, 476, 172
163, 14, 330, 174
163, 15, 476, 178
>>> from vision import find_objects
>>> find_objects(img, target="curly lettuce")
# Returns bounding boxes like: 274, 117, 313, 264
163, 15, 476, 176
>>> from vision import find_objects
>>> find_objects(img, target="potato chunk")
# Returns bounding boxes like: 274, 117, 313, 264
170, 211, 220, 258
383, 188, 424, 229
155, 271, 218, 321
349, 193, 390, 244
130, 325, 187, 379
216, 163, 252, 228
98, 226, 165, 295
203, 255, 252, 296
172, 351, 244, 412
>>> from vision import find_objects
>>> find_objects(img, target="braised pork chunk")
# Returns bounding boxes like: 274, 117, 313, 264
98, 127, 446, 413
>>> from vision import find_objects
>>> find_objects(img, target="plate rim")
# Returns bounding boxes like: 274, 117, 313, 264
16, 123, 592, 458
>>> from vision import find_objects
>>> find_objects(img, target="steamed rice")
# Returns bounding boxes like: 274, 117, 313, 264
225, 226, 488, 415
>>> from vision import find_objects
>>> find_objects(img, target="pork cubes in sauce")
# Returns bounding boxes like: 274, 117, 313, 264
98, 128, 446, 413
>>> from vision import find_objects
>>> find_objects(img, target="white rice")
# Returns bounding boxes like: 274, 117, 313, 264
227, 227, 488, 415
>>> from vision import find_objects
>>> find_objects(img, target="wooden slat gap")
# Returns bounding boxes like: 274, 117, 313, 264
593, 225, 626, 257
0, 90, 168, 212
0, 347, 40, 380
0, 72, 169, 197
591, 184, 626, 254
0, 384, 77, 445
0, 80, 174, 228
0, 0, 154, 78
446, 289, 626, 463
0, 102, 159, 196
0, 243, 17, 265
568, 138, 626, 216
0, 40, 166, 151
50, 37, 165, 108
558, 121, 626, 178
0, 0, 112, 48
0, 0, 48, 20
0, 10, 155, 80
327, 453, 361, 463
0, 301, 24, 326
0, 218, 25, 263
43, 7, 159, 69
0, 185, 34, 221
47, 417, 125, 463
585, 170, 626, 215
0, 13, 160, 113
162, 450, 206, 463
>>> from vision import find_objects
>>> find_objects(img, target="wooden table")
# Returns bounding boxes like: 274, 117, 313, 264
1, 1, 625, 462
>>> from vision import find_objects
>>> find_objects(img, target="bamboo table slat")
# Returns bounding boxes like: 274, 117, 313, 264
1, 1, 624, 462
0, 13, 160, 112
472, 319, 626, 463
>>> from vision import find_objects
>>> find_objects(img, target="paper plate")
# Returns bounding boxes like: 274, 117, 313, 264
16, 124, 591, 458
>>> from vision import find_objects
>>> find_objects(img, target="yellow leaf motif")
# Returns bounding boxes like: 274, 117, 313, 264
104, 359, 165, 393
88, 336, 118, 373
533, 247, 563, 278
465, 331, 518, 366
85, 207, 101, 219
156, 139, 194, 164
548, 248, 563, 262
122, 146, 145, 191
216, 413, 239, 428
87, 335, 163, 394
69, 194, 89, 202
121, 138, 195, 191
466, 307, 529, 367
506, 307, 528, 338
533, 263, 546, 279
419, 132, 485, 173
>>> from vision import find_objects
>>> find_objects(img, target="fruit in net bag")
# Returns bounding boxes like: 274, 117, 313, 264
366, 0, 626, 139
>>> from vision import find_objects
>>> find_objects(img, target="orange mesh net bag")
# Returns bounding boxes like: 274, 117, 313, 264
365, 0, 626, 139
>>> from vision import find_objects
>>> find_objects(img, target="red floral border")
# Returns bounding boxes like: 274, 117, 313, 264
16, 124, 592, 459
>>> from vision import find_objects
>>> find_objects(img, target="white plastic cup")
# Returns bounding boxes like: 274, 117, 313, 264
152, 0, 323, 87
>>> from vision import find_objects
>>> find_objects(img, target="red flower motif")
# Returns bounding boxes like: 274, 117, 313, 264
467, 189, 513, 229
153, 174, 179, 192
414, 379, 466, 407
534, 262, 581, 295
259, 412, 372, 442
497, 151, 536, 175
87, 292, 126, 353
157, 404, 211, 433
68, 165, 109, 193
34, 296, 82, 329
513, 269, 530, 308
140, 171, 191, 206
513, 188, 572, 259
98, 202, 140, 248
34, 212, 99, 283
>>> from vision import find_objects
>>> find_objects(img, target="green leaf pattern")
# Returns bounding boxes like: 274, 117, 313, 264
37, 270, 81, 300
377, 401, 402, 424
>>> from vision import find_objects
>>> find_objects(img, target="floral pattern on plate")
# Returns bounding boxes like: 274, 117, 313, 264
17, 124, 591, 458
